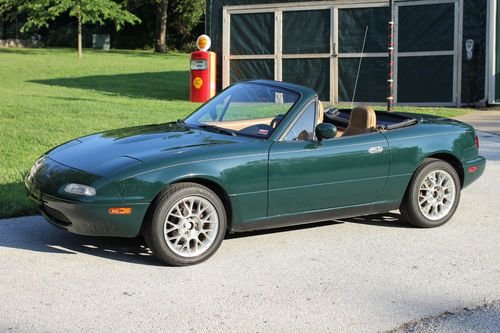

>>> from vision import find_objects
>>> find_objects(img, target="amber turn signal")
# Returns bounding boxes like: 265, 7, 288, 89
108, 207, 133, 215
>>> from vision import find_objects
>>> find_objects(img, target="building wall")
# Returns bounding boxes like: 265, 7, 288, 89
207, 0, 487, 106
461, 0, 487, 105
493, 0, 500, 103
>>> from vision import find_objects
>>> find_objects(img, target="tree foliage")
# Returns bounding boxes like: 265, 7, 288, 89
0, 0, 140, 33
0, 0, 205, 51
169, 0, 204, 41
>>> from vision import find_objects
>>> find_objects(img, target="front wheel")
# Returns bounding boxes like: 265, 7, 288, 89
400, 159, 461, 228
144, 183, 227, 266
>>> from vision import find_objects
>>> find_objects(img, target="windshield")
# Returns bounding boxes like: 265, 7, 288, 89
185, 82, 300, 138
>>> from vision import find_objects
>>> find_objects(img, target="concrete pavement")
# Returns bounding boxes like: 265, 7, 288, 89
0, 132, 498, 333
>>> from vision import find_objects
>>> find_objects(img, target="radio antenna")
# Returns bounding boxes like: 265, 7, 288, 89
351, 26, 368, 108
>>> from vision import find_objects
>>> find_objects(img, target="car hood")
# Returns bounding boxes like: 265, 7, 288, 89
47, 122, 251, 176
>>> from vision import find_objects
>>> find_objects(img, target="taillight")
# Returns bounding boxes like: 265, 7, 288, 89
475, 134, 479, 149
468, 166, 478, 173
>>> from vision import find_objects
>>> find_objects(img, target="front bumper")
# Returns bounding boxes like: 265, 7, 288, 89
27, 183, 148, 237
25, 156, 148, 237
33, 193, 148, 237
462, 155, 486, 188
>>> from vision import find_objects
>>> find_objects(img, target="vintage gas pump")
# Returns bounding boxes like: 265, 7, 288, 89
190, 35, 216, 103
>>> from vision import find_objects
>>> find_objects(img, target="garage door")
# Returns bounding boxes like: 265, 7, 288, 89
228, 12, 275, 83
396, 1, 459, 104
223, 0, 460, 106
336, 5, 389, 103
225, 6, 333, 101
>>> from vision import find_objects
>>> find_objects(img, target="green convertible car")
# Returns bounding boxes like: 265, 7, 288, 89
26, 80, 485, 265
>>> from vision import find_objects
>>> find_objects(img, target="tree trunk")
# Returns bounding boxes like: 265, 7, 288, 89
154, 0, 168, 53
77, 0, 82, 58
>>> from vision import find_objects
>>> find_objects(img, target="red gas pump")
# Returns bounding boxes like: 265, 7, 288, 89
190, 35, 216, 103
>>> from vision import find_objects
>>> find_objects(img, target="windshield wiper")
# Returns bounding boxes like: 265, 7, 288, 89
197, 124, 237, 136
176, 119, 186, 126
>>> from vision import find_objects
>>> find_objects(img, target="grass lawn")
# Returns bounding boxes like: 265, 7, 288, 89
0, 48, 473, 219
0, 48, 198, 218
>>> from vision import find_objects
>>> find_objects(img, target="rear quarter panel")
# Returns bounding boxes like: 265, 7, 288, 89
382, 116, 476, 204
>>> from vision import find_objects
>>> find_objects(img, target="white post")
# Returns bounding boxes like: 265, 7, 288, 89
487, 0, 497, 104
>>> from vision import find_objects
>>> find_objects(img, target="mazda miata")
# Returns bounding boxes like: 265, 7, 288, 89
26, 80, 485, 265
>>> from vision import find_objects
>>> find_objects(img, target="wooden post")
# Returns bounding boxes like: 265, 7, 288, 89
387, 0, 395, 111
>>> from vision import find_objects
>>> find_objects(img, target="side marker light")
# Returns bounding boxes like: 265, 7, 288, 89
108, 208, 133, 215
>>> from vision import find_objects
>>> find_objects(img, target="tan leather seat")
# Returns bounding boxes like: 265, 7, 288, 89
343, 105, 377, 136
317, 101, 324, 125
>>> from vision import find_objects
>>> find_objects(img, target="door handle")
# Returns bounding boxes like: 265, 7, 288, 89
368, 146, 384, 154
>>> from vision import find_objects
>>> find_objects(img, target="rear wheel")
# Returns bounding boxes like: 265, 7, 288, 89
144, 183, 227, 266
400, 159, 461, 228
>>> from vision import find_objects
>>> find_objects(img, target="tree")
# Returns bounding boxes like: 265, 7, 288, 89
154, 0, 167, 53
168, 0, 204, 45
0, 0, 140, 57
153, 0, 204, 53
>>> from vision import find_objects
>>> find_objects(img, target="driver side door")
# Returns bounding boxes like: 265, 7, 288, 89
267, 104, 390, 218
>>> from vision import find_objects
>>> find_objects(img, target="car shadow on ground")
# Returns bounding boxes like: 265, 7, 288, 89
227, 212, 412, 240
0, 216, 163, 266
336, 212, 414, 228
0, 212, 410, 266
29, 71, 190, 101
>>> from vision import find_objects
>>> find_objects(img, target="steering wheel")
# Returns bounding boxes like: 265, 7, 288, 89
270, 114, 285, 129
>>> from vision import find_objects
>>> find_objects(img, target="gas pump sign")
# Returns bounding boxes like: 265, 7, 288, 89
190, 59, 208, 70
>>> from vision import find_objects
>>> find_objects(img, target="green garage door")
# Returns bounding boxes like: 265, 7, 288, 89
229, 12, 275, 83
281, 9, 331, 101
337, 6, 389, 103
227, 8, 332, 101
396, 1, 458, 104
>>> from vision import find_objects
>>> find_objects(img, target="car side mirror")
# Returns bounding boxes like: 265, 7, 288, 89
315, 123, 337, 142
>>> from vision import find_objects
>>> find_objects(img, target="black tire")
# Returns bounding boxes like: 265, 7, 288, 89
144, 182, 227, 266
400, 158, 461, 228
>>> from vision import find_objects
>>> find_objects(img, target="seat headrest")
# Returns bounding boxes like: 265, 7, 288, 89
317, 101, 324, 124
342, 105, 377, 137
350, 105, 376, 131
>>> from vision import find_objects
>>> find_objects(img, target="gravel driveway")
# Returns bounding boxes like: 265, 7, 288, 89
0, 131, 498, 333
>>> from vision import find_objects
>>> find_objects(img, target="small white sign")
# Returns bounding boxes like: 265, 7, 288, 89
466, 39, 474, 61
191, 59, 208, 70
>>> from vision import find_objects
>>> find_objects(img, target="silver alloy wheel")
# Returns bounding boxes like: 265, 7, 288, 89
418, 169, 456, 221
163, 195, 219, 257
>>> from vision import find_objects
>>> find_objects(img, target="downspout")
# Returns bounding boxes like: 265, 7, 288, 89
486, 0, 497, 105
